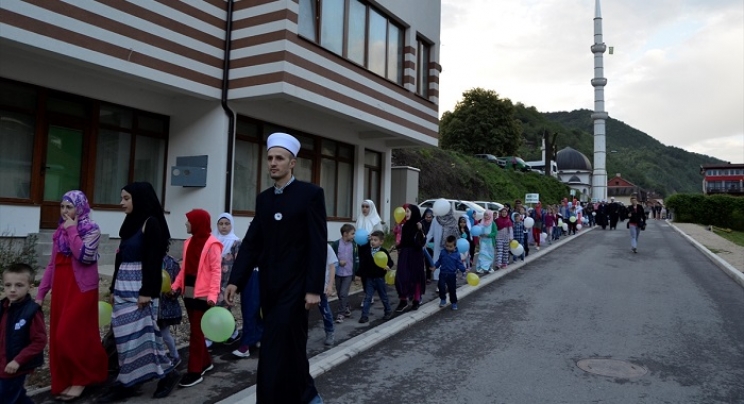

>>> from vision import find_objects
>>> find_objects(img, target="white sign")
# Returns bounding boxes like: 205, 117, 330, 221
525, 193, 540, 204
570, 189, 576, 196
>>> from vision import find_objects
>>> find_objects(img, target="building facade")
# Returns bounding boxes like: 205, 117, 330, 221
606, 173, 644, 205
555, 147, 593, 201
0, 0, 442, 244
700, 163, 744, 196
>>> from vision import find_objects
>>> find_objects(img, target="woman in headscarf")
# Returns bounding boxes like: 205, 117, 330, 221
36, 190, 107, 401
475, 210, 496, 273
355, 199, 383, 233
394, 204, 427, 312
100, 182, 180, 402
171, 209, 222, 388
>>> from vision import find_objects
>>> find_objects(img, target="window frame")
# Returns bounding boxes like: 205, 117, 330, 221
416, 35, 432, 98
363, 149, 382, 212
233, 116, 355, 221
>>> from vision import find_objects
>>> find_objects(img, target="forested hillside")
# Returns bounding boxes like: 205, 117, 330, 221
515, 107, 725, 196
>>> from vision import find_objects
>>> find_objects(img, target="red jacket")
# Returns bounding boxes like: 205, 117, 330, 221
172, 235, 222, 304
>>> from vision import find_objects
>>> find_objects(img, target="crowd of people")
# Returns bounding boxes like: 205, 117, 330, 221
0, 131, 656, 403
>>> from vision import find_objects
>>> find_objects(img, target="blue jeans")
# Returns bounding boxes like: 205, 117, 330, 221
361, 278, 392, 317
629, 225, 640, 249
438, 272, 458, 304
0, 374, 33, 404
318, 293, 334, 333
239, 269, 264, 347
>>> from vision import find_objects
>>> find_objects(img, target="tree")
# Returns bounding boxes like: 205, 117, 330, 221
439, 88, 523, 156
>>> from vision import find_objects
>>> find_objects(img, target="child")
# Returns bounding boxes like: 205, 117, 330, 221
210, 213, 242, 347
434, 236, 467, 310
159, 254, 183, 368
358, 231, 394, 323
511, 214, 526, 263
495, 208, 514, 269
321, 245, 337, 346
1, 263, 47, 404
476, 210, 496, 273
330, 224, 358, 323
458, 215, 473, 270
544, 207, 556, 245
171, 209, 222, 388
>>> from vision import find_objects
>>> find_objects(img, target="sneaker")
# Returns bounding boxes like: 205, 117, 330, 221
411, 300, 420, 311
451, 303, 458, 311
153, 370, 180, 398
201, 364, 214, 376
171, 357, 182, 368
488, 268, 495, 273
178, 372, 203, 388
382, 312, 392, 320
439, 299, 446, 308
359, 316, 369, 323
335, 314, 345, 323
232, 346, 250, 358
395, 301, 409, 313
536, 246, 540, 251
343, 309, 352, 318
225, 329, 241, 345
324, 332, 335, 347
632, 248, 637, 253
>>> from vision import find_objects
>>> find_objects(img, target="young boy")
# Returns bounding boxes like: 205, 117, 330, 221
322, 245, 337, 346
1, 263, 47, 404
330, 224, 358, 323
512, 214, 526, 263
434, 236, 467, 310
357, 231, 393, 323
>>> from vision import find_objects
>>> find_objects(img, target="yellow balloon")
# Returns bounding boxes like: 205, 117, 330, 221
98, 301, 112, 327
385, 270, 396, 285
373, 251, 388, 268
466, 273, 480, 286
161, 270, 171, 293
509, 239, 519, 249
393, 207, 406, 224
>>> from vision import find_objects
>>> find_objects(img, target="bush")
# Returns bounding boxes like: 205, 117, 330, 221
0, 233, 39, 290
666, 194, 744, 231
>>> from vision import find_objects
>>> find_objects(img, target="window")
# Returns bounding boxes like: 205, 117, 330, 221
300, 0, 404, 84
416, 37, 431, 97
0, 81, 37, 200
233, 117, 354, 219
94, 105, 169, 204
364, 150, 382, 210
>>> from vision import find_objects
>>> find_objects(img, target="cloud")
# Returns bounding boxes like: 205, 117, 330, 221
439, 0, 744, 162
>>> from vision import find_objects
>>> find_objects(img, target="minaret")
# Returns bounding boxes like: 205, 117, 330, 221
591, 0, 608, 202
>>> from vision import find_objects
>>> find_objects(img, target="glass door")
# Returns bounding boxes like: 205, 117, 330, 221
40, 125, 84, 228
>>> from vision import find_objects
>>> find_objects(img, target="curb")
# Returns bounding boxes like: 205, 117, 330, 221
667, 220, 744, 289
217, 226, 596, 404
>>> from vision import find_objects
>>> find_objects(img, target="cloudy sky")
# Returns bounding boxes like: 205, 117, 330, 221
439, 0, 744, 163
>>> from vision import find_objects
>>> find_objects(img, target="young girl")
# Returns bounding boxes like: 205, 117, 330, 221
458, 215, 473, 271
209, 213, 241, 347
159, 253, 182, 367
475, 210, 496, 273
544, 207, 556, 246
172, 209, 222, 388
495, 208, 514, 269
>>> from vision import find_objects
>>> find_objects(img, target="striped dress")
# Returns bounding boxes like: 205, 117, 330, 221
112, 229, 173, 387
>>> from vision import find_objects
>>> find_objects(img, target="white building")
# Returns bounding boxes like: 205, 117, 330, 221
556, 147, 593, 201
0, 0, 442, 257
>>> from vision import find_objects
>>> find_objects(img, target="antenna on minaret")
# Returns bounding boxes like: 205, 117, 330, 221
591, 0, 608, 202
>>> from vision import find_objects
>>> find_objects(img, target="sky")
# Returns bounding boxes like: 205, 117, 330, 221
438, 0, 744, 164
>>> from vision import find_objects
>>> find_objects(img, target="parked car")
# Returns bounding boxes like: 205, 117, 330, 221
473, 201, 505, 212
474, 154, 506, 168
419, 199, 486, 218
499, 156, 531, 172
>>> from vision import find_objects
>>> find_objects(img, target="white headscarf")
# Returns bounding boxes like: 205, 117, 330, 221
214, 212, 240, 257
355, 199, 382, 233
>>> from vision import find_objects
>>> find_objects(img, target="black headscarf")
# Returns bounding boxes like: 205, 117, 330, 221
421, 208, 433, 236
119, 182, 171, 250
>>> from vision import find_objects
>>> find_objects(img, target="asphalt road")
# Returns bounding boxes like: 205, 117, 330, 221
314, 220, 744, 404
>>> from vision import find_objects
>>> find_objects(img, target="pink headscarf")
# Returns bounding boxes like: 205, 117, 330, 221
481, 210, 494, 228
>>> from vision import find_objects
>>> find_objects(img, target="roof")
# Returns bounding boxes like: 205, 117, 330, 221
701, 163, 744, 170
557, 147, 593, 171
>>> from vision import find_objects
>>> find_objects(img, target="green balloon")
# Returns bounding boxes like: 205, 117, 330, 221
98, 301, 112, 327
201, 307, 235, 342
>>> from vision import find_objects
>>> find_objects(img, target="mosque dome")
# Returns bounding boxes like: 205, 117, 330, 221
568, 175, 582, 183
557, 147, 592, 171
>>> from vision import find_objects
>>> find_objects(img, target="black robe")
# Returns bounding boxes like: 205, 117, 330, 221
230, 180, 327, 404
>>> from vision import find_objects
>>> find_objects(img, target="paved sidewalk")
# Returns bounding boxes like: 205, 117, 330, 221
670, 222, 744, 273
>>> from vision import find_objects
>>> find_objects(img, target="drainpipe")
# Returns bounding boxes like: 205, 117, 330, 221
222, 0, 236, 213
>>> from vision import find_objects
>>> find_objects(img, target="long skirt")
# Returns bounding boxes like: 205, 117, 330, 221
49, 254, 107, 395
476, 238, 495, 271
112, 262, 173, 387
395, 247, 426, 301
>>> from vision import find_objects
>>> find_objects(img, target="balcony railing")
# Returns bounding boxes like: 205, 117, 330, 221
705, 187, 744, 195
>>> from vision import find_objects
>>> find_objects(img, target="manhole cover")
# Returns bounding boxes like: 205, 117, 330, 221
576, 358, 647, 378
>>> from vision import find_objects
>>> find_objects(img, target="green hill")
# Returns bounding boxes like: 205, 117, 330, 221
515, 107, 725, 196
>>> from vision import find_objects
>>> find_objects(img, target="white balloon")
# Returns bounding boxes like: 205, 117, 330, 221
475, 212, 484, 220
511, 244, 524, 256
577, 224, 583, 230
523, 217, 534, 229
540, 232, 547, 242
562, 223, 568, 231
432, 199, 450, 216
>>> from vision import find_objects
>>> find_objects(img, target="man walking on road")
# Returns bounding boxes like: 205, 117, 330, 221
626, 195, 646, 253
226, 132, 327, 404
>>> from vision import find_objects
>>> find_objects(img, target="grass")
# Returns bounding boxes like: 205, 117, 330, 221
712, 227, 744, 248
